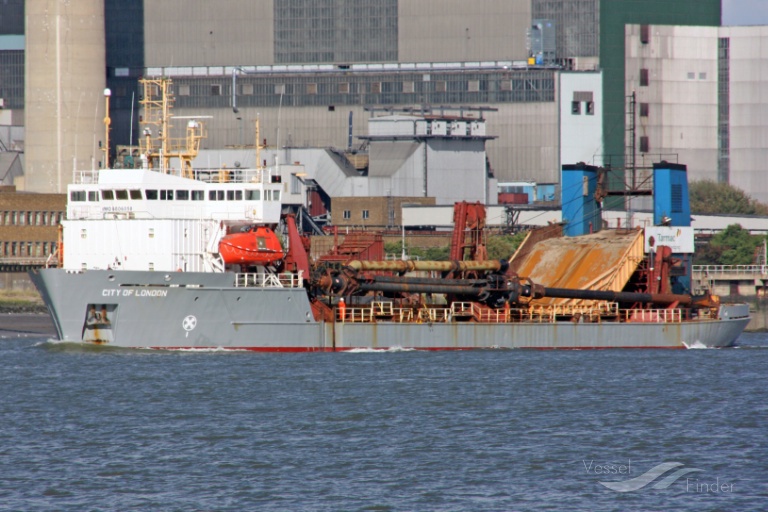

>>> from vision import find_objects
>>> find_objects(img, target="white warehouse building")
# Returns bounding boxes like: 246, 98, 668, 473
625, 24, 768, 203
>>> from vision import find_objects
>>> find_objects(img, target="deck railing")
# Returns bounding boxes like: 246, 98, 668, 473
693, 265, 768, 276
235, 271, 303, 288
334, 301, 686, 325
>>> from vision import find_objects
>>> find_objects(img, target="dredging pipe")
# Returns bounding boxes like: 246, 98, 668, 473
533, 286, 717, 308
345, 259, 508, 273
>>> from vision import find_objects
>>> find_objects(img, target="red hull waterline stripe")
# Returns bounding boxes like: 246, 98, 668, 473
150, 345, 686, 352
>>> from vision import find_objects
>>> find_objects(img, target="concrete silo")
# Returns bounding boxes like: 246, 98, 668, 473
24, 0, 106, 193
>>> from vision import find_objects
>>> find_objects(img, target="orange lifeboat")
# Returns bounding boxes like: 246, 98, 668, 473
219, 226, 285, 266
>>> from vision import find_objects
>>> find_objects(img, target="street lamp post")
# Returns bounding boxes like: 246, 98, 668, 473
103, 88, 112, 168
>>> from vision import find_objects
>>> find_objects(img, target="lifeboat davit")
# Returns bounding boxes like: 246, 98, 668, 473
219, 226, 285, 266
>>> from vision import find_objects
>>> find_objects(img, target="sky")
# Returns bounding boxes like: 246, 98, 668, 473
722, 0, 768, 25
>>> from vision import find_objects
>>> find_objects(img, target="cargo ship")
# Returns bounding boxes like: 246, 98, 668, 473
28, 78, 750, 350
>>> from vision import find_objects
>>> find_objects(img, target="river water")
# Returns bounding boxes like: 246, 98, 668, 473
1, 328, 766, 511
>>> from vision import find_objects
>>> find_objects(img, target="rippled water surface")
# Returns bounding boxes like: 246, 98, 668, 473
1, 332, 767, 511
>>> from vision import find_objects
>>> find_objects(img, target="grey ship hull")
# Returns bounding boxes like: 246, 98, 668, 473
29, 269, 750, 350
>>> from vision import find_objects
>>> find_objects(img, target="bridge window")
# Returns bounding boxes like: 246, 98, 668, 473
176, 190, 189, 200
273, 190, 280, 201
191, 190, 204, 200
102, 190, 114, 200
88, 191, 99, 201
235, 190, 243, 200
227, 190, 235, 200
130, 190, 143, 200
146, 189, 158, 200
247, 190, 261, 200
160, 190, 174, 200
115, 190, 129, 200
70, 190, 86, 202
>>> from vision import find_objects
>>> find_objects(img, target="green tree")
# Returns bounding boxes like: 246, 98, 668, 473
486, 232, 527, 261
694, 224, 765, 266
689, 180, 768, 215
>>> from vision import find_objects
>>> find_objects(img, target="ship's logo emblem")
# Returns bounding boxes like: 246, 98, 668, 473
599, 462, 702, 492
182, 315, 198, 331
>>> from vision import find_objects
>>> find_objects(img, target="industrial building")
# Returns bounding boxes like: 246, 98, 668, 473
2, 0, 766, 211
624, 24, 768, 204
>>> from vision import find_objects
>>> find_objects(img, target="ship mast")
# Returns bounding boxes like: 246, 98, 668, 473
138, 77, 206, 177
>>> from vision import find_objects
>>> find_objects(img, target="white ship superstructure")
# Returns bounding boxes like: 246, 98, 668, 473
64, 168, 283, 272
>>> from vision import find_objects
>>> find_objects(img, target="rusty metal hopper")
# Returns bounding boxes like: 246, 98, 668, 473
509, 227, 645, 306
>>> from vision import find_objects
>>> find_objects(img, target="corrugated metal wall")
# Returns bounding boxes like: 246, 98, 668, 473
398, 0, 530, 63
144, 0, 274, 67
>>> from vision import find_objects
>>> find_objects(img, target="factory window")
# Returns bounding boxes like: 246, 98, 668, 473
241, 84, 254, 95
435, 81, 446, 92
699, 72, 707, 80
640, 103, 649, 117
468, 80, 480, 92
370, 82, 381, 94
343, 210, 351, 220
402, 81, 414, 93
571, 101, 581, 115
362, 210, 369, 220
640, 69, 649, 86
640, 25, 650, 44
586, 101, 594, 115
178, 85, 190, 96
687, 72, 695, 80
149, 228, 155, 239
211, 84, 222, 96
338, 82, 349, 94
81, 229, 87, 239
275, 84, 285, 95
328, 105, 335, 112
307, 83, 317, 95
640, 136, 649, 153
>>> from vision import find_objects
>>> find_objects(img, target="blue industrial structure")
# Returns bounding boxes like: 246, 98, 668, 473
652, 162, 691, 227
561, 163, 600, 237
